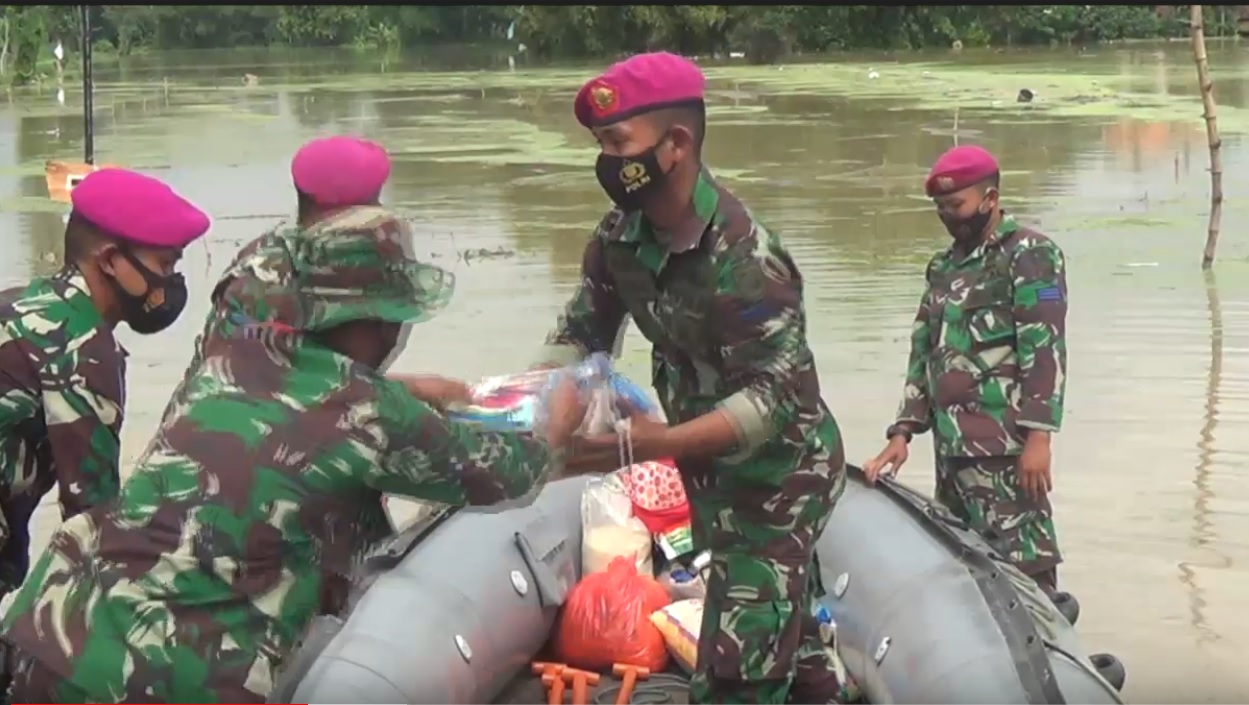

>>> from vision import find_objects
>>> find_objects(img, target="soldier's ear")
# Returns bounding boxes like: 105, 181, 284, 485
982, 187, 1000, 212
96, 242, 122, 277
668, 125, 694, 163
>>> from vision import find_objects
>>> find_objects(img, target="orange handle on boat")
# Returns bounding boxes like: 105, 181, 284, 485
542, 673, 566, 705
533, 662, 568, 705
561, 668, 600, 705
612, 663, 651, 705
532, 661, 567, 677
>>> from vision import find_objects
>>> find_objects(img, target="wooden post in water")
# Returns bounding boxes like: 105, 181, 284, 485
1189, 5, 1223, 269
80, 4, 93, 165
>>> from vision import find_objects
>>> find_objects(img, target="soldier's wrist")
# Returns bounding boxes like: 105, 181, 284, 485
1024, 429, 1052, 446
885, 423, 914, 444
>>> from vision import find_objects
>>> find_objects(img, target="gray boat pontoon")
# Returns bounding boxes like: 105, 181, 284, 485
271, 468, 1127, 704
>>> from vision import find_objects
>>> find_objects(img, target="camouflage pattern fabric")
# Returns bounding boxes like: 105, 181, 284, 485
6, 643, 92, 703
0, 206, 552, 704
541, 171, 848, 704
935, 454, 1061, 582
178, 206, 456, 380
0, 268, 124, 593
895, 214, 1068, 457
893, 214, 1067, 581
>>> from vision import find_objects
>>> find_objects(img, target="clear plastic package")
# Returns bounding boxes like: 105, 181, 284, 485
446, 353, 657, 436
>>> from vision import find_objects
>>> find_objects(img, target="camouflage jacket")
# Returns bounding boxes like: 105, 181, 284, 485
895, 214, 1068, 457
0, 211, 547, 703
0, 268, 123, 584
541, 171, 842, 491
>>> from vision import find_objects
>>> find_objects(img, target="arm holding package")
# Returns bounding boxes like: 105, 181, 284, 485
698, 223, 811, 457
365, 379, 556, 504
536, 213, 630, 368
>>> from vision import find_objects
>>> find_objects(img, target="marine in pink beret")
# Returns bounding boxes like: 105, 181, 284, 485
291, 135, 391, 224
923, 144, 1002, 243
551, 51, 853, 705
572, 51, 708, 213
0, 168, 208, 583
67, 167, 209, 334
866, 141, 1071, 593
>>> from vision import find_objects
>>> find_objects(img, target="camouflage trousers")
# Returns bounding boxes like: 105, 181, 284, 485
934, 454, 1062, 587
681, 444, 849, 705
4, 644, 92, 704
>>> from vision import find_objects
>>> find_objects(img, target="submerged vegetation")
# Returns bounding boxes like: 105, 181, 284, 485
0, 6, 1241, 86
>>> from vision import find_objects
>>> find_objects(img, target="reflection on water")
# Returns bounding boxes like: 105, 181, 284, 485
1, 41, 1249, 701
1181, 268, 1224, 647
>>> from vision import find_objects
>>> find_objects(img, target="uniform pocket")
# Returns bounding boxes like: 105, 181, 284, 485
707, 596, 797, 682
704, 553, 804, 683
967, 303, 1014, 345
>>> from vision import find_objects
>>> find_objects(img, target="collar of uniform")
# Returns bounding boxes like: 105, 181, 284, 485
946, 211, 1017, 264
615, 169, 719, 246
54, 267, 127, 357
614, 169, 720, 272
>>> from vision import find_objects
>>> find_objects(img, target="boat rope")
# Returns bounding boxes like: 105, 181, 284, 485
591, 672, 690, 704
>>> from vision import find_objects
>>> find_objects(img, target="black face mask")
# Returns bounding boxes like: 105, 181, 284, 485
109, 249, 188, 335
940, 206, 994, 245
595, 136, 674, 211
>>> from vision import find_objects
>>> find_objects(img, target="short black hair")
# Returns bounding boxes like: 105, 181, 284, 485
979, 171, 1001, 191
63, 212, 105, 263
296, 188, 315, 221
652, 102, 707, 157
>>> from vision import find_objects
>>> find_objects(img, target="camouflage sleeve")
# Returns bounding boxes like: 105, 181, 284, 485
710, 226, 807, 455
538, 215, 629, 367
368, 379, 552, 504
1011, 240, 1068, 432
42, 345, 125, 518
895, 276, 935, 433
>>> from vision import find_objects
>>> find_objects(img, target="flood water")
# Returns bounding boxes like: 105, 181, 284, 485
2, 41, 1248, 702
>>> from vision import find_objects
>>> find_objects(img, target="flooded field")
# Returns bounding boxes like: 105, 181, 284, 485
2, 41, 1248, 702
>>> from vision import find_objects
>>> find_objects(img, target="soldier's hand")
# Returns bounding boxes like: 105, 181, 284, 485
544, 375, 588, 453
391, 373, 474, 410
1019, 433, 1053, 500
863, 437, 909, 484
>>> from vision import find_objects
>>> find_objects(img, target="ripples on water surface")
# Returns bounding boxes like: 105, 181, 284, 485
1, 43, 1248, 702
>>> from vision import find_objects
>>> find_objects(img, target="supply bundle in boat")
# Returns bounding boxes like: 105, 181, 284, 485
272, 357, 1128, 704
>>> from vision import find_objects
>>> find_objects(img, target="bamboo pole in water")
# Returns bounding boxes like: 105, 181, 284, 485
80, 4, 94, 165
1189, 5, 1223, 269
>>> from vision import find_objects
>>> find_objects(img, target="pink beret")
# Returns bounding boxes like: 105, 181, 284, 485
574, 52, 706, 128
70, 168, 210, 249
291, 136, 391, 208
925, 145, 1000, 197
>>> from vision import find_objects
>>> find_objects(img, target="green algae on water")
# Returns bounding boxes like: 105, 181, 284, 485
705, 61, 1249, 134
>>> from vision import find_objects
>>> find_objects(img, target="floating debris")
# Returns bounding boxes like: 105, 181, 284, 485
460, 247, 516, 263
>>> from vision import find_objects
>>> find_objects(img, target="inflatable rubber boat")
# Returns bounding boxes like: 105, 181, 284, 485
270, 470, 1127, 704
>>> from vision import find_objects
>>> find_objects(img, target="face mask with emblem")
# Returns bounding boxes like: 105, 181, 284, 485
109, 248, 189, 335
595, 134, 675, 212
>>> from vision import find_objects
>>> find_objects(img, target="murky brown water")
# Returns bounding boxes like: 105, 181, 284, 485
3, 41, 1249, 702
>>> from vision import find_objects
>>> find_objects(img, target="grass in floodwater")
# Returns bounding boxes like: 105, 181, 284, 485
705, 61, 1249, 133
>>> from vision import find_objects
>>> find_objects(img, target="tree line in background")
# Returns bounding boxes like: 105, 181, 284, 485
0, 5, 1238, 85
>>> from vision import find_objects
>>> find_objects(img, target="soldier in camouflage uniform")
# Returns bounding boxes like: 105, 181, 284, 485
0, 161, 580, 704
864, 145, 1067, 591
0, 168, 208, 600
178, 136, 475, 417
540, 52, 850, 704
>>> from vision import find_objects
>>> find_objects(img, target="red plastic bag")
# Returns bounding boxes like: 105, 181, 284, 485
554, 556, 672, 672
